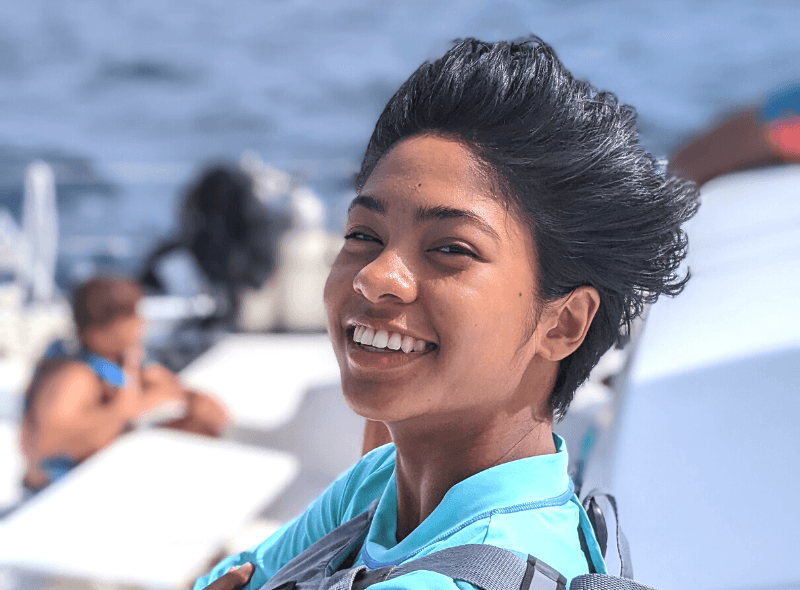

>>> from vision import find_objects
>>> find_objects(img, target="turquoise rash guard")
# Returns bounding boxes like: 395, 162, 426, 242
194, 435, 606, 590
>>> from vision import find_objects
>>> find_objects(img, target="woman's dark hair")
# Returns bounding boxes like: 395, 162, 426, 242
356, 37, 699, 419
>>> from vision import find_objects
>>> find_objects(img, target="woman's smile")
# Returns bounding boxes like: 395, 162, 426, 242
342, 321, 438, 373
351, 325, 433, 354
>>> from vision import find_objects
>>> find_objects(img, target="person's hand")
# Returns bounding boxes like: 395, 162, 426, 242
117, 347, 146, 418
141, 363, 182, 392
123, 346, 145, 370
201, 563, 254, 590
185, 389, 230, 435
140, 363, 188, 411
121, 347, 146, 391
163, 389, 229, 436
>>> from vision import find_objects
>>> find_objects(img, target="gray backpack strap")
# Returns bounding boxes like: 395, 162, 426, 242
572, 493, 665, 590
323, 540, 664, 590
262, 500, 379, 590
327, 565, 372, 590
380, 545, 566, 590
581, 491, 632, 579
569, 574, 659, 590
265, 494, 661, 590
338, 544, 667, 590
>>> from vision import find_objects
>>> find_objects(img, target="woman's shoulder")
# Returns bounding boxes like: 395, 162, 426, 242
382, 498, 594, 590
353, 442, 397, 470
479, 495, 598, 583
337, 443, 397, 521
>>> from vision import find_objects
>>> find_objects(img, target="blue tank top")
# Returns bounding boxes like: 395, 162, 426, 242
43, 339, 127, 387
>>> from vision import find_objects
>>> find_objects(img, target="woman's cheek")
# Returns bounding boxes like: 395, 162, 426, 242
324, 253, 351, 297
323, 265, 346, 324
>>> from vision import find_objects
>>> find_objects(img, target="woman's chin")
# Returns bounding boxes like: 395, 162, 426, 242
339, 379, 424, 424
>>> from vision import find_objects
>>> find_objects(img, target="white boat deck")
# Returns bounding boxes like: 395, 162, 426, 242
629, 165, 800, 384
180, 333, 366, 523
180, 333, 342, 431
610, 165, 800, 590
0, 429, 298, 590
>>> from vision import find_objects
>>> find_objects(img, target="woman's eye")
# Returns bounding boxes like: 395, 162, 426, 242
432, 244, 477, 258
344, 231, 382, 244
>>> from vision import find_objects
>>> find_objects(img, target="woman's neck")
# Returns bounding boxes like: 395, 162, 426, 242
388, 406, 555, 542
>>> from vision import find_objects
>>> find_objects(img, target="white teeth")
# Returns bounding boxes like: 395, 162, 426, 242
352, 325, 432, 354
361, 327, 375, 346
372, 329, 389, 349
387, 332, 402, 350
354, 326, 366, 342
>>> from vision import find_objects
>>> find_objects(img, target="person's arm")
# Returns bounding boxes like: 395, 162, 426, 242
160, 388, 230, 436
139, 363, 188, 410
32, 356, 144, 460
670, 83, 800, 187
140, 363, 229, 435
668, 109, 782, 186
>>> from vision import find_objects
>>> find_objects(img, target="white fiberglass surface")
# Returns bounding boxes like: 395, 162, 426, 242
0, 430, 298, 588
611, 167, 800, 590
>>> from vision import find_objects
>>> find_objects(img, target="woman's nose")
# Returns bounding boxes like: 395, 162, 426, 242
353, 250, 417, 304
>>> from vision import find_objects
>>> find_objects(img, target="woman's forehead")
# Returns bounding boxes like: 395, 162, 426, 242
362, 135, 491, 198
352, 135, 535, 252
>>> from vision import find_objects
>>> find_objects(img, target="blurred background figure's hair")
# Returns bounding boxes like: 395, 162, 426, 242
72, 276, 143, 332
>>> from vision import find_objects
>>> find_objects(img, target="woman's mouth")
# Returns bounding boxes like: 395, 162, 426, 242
349, 326, 437, 354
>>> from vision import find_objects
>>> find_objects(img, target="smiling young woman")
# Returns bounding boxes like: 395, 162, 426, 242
195, 37, 698, 590
327, 136, 553, 425
326, 134, 604, 543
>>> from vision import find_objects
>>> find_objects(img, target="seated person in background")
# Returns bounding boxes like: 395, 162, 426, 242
669, 82, 800, 186
19, 276, 229, 492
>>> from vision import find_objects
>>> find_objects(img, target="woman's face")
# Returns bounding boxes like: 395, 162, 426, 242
324, 135, 545, 429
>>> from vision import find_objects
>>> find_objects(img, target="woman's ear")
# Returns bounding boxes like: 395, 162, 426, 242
536, 286, 600, 361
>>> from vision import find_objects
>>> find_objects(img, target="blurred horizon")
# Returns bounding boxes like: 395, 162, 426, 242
1, 0, 799, 280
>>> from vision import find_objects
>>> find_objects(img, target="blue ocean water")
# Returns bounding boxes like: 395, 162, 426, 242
0, 0, 799, 275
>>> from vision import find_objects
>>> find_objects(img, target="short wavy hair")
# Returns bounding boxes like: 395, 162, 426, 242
72, 276, 143, 332
356, 37, 699, 419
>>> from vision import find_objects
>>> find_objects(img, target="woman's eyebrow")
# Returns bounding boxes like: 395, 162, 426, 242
348, 196, 500, 241
348, 195, 385, 214
414, 205, 500, 241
